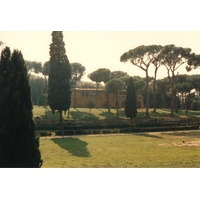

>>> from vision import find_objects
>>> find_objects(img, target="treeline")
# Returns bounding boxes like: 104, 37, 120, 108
26, 43, 200, 117
29, 63, 200, 115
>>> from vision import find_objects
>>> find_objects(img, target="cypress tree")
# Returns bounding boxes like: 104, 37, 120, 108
48, 31, 71, 134
125, 77, 137, 128
0, 47, 42, 168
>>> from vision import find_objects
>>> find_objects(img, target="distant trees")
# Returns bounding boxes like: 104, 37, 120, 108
42, 61, 50, 77
160, 45, 195, 115
121, 45, 161, 117
156, 78, 170, 108
71, 62, 86, 108
87, 101, 95, 113
48, 31, 71, 134
25, 60, 42, 75
110, 70, 128, 80
29, 76, 46, 105
121, 44, 200, 116
105, 78, 125, 118
0, 47, 42, 167
88, 68, 111, 107
125, 77, 137, 128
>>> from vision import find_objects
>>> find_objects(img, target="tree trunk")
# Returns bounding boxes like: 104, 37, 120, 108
170, 73, 175, 116
171, 91, 175, 116
106, 94, 110, 113
153, 68, 158, 113
96, 84, 99, 108
145, 70, 149, 117
185, 93, 190, 116
116, 92, 119, 118
74, 82, 77, 108
161, 94, 165, 108
59, 110, 63, 135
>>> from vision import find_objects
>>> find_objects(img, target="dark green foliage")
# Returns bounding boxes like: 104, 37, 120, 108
29, 76, 46, 105
190, 100, 200, 110
25, 60, 42, 74
42, 61, 50, 77
37, 93, 47, 106
106, 78, 125, 117
161, 45, 194, 115
71, 62, 86, 108
0, 47, 42, 168
88, 68, 111, 85
125, 77, 137, 126
121, 45, 162, 117
87, 101, 95, 112
48, 31, 71, 134
48, 31, 71, 114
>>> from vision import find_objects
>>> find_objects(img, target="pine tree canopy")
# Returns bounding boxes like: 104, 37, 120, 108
48, 31, 71, 114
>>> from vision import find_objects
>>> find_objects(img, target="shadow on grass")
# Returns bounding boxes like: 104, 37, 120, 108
134, 133, 164, 139
99, 111, 116, 119
51, 138, 90, 157
70, 111, 99, 120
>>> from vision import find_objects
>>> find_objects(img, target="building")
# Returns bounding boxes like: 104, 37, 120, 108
71, 88, 144, 108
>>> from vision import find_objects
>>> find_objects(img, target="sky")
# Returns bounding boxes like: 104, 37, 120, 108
0, 31, 200, 82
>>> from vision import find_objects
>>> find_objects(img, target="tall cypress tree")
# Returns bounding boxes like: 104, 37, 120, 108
125, 77, 137, 128
48, 31, 71, 134
0, 47, 42, 168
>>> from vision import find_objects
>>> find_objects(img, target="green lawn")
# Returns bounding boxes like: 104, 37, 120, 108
33, 106, 126, 120
40, 131, 200, 168
33, 106, 200, 120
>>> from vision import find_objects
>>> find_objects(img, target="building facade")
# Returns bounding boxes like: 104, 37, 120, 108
71, 88, 144, 108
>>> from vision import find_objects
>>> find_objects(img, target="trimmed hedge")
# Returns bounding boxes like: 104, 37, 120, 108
35, 118, 200, 136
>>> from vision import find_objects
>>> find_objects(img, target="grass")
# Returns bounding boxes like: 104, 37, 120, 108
40, 131, 200, 168
33, 106, 127, 120
33, 106, 200, 121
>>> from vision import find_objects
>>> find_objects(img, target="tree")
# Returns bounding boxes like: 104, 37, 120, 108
29, 75, 46, 105
71, 62, 86, 108
190, 75, 200, 99
48, 31, 71, 134
88, 68, 111, 107
87, 101, 95, 113
151, 45, 163, 112
186, 53, 200, 71
160, 45, 194, 115
25, 60, 42, 75
0, 47, 42, 167
77, 81, 98, 88
176, 75, 194, 115
105, 78, 125, 118
121, 45, 161, 117
0, 41, 4, 50
156, 78, 170, 108
110, 70, 128, 80
125, 77, 137, 128
42, 61, 50, 77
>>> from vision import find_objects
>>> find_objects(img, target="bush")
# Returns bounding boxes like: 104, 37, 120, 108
37, 94, 47, 106
190, 101, 200, 111
39, 132, 55, 137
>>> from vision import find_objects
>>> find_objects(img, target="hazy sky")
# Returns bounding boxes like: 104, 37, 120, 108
0, 31, 200, 81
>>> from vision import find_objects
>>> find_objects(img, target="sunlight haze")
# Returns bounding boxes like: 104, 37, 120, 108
1, 31, 200, 81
